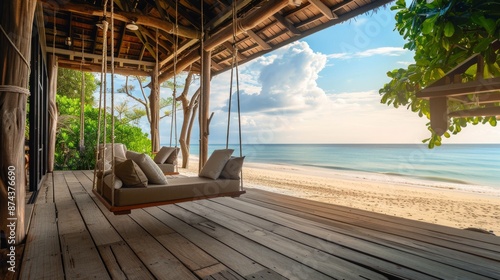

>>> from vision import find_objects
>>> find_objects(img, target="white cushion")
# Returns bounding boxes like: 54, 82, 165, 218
99, 143, 127, 163
103, 174, 123, 189
199, 149, 234, 179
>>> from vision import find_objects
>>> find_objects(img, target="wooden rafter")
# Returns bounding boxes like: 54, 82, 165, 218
273, 13, 301, 35
39, 0, 200, 39
308, 0, 338, 20
47, 46, 156, 67
246, 29, 271, 50
206, 0, 253, 31
115, 23, 127, 57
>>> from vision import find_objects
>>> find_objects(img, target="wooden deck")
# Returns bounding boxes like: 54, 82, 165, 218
18, 171, 500, 279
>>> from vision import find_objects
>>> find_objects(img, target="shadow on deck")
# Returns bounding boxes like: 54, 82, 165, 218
17, 171, 500, 279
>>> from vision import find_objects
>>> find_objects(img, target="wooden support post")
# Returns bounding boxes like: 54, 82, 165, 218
429, 97, 449, 136
47, 55, 58, 172
199, 50, 211, 169
150, 65, 160, 153
0, 0, 37, 247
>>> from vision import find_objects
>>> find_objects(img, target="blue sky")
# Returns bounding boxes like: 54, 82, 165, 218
109, 7, 499, 145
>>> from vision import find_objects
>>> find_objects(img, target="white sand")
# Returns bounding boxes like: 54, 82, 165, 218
182, 158, 500, 235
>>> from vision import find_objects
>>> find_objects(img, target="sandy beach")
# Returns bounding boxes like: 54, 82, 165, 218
183, 158, 500, 235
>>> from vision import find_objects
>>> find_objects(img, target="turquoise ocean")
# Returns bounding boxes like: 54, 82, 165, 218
185, 144, 500, 195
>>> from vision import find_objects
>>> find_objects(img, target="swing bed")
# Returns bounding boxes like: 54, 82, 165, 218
92, 1, 245, 215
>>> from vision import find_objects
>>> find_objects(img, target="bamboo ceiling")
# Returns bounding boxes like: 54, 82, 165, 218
38, 0, 393, 79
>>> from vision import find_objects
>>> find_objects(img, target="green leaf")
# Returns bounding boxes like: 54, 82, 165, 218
422, 19, 434, 35
478, 16, 496, 35
441, 38, 450, 51
473, 38, 492, 53
444, 22, 455, 37
489, 117, 497, 126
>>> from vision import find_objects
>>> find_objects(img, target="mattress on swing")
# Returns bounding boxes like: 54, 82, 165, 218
102, 176, 241, 206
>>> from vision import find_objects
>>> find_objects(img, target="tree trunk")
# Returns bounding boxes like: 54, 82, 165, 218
0, 0, 37, 247
178, 86, 200, 168
149, 66, 160, 152
199, 50, 211, 170
47, 55, 58, 172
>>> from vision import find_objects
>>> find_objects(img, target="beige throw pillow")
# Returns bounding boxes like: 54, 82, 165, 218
220, 156, 245, 179
131, 153, 168, 184
154, 147, 176, 164
165, 147, 180, 164
114, 159, 148, 188
199, 149, 234, 179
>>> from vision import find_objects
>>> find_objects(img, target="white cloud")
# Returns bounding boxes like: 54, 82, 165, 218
327, 47, 408, 60
397, 60, 413, 66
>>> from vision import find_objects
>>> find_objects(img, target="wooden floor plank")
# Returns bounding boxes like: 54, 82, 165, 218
19, 203, 64, 280
243, 190, 500, 255
162, 204, 339, 280
203, 198, 434, 279
35, 173, 53, 204
20, 171, 499, 279
184, 200, 395, 280
130, 209, 245, 279
130, 210, 217, 269
246, 188, 500, 246
98, 241, 156, 280
93, 202, 198, 280
144, 206, 287, 280
237, 195, 500, 279
192, 198, 496, 280
55, 179, 110, 279
68, 172, 158, 279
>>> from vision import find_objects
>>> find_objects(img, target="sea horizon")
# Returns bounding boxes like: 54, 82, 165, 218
163, 143, 500, 194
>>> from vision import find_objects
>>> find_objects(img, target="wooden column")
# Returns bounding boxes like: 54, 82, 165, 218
47, 55, 58, 172
0, 0, 37, 246
199, 50, 212, 169
429, 97, 449, 136
149, 65, 160, 153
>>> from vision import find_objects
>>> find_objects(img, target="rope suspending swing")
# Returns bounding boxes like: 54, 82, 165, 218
92, 0, 245, 215
225, 0, 245, 188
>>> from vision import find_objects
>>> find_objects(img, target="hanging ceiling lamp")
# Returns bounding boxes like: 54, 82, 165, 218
126, 21, 139, 31
65, 36, 72, 46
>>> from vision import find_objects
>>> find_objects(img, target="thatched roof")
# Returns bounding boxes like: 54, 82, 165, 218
38, 0, 393, 79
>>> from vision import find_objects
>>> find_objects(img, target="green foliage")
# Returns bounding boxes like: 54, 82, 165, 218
54, 95, 151, 170
57, 68, 98, 104
381, 0, 500, 147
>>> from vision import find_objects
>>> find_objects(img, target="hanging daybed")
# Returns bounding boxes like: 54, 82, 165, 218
94, 148, 245, 215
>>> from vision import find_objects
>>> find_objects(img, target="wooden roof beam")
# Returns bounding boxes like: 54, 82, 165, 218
157, 51, 200, 84
159, 38, 199, 68
47, 46, 156, 68
204, 0, 289, 51
308, 0, 338, 20
206, 0, 253, 31
273, 13, 301, 35
222, 41, 246, 60
246, 30, 271, 50
58, 59, 151, 76
417, 77, 500, 98
296, 14, 323, 28
39, 0, 200, 39
449, 106, 500, 118
115, 24, 127, 57
450, 94, 500, 105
